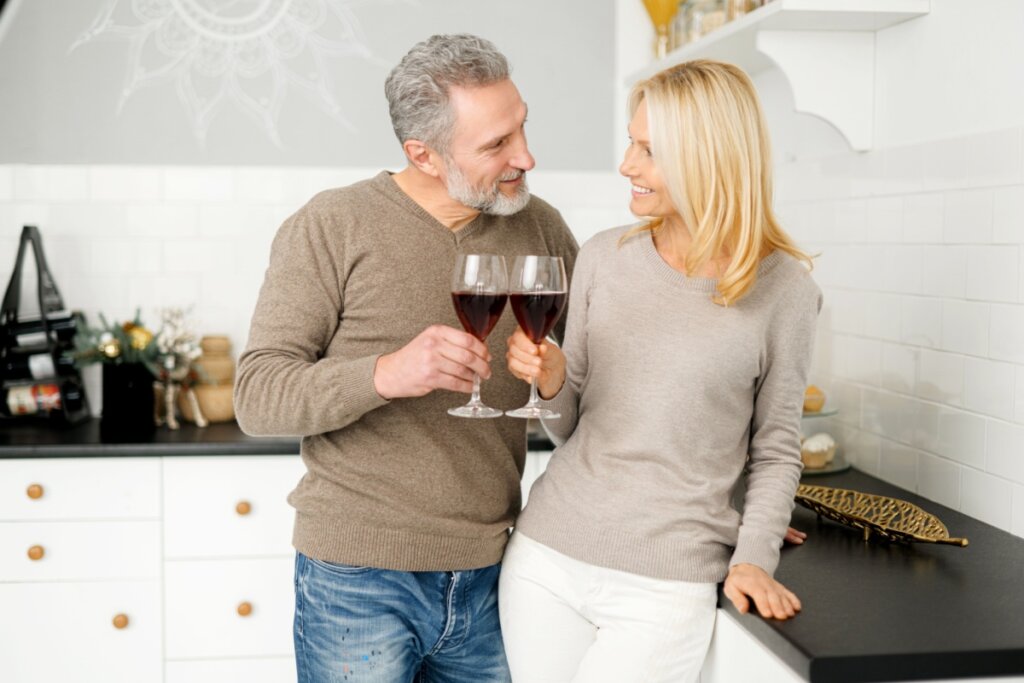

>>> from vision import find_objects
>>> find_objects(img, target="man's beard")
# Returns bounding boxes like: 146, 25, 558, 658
444, 158, 531, 216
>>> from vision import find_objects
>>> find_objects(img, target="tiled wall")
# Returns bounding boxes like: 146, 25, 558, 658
777, 126, 1024, 539
0, 165, 632, 411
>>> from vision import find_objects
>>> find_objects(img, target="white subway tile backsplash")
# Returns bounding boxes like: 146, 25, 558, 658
89, 239, 163, 275
49, 203, 126, 236
986, 419, 1024, 485
125, 204, 199, 238
880, 246, 922, 294
881, 343, 916, 394
831, 334, 882, 385
989, 304, 1024, 364
901, 296, 944, 348
13, 166, 49, 201
90, 167, 162, 202
1017, 365, 1024, 424
944, 189, 994, 244
848, 429, 881, 475
862, 293, 902, 342
834, 199, 867, 243
917, 451, 961, 509
921, 246, 967, 298
44, 167, 90, 202
967, 128, 1024, 188
916, 349, 964, 407
865, 197, 903, 243
903, 193, 944, 244
882, 144, 924, 195
1013, 483, 1024, 537
961, 467, 1013, 531
0, 203, 52, 239
126, 274, 202, 311
879, 440, 918, 491
163, 168, 235, 202
936, 408, 986, 468
234, 167, 289, 204
921, 137, 969, 192
941, 300, 990, 356
0, 166, 13, 201
964, 358, 1016, 422
966, 245, 1019, 302
993, 186, 1024, 244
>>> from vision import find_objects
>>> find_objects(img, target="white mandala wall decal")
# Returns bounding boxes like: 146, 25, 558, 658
72, 0, 398, 148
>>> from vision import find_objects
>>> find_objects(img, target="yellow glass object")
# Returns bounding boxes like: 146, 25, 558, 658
642, 0, 681, 58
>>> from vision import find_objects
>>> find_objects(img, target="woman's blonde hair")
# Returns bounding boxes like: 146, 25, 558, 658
624, 59, 812, 306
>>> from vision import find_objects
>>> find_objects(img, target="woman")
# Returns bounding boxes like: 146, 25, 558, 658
499, 60, 821, 682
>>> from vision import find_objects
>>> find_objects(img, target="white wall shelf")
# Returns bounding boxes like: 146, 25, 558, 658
625, 0, 931, 151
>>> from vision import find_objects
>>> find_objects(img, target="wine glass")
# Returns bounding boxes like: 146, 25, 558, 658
505, 255, 568, 419
448, 254, 508, 419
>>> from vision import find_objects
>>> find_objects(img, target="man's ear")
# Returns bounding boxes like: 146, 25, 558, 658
403, 139, 442, 178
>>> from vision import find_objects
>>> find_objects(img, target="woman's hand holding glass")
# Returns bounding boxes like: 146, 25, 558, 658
505, 326, 566, 400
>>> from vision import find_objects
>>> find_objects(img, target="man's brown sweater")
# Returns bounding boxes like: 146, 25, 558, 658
234, 171, 578, 571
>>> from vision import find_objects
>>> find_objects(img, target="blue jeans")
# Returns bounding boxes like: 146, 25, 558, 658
294, 552, 512, 683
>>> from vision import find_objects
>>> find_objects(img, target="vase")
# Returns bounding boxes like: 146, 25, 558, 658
100, 362, 156, 442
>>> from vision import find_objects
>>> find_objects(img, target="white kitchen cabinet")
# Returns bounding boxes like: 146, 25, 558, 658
0, 520, 160, 581
163, 455, 305, 558
165, 658, 297, 683
164, 557, 296, 660
0, 457, 161, 521
0, 580, 162, 683
0, 452, 303, 683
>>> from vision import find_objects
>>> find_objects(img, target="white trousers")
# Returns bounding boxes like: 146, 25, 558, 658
498, 532, 717, 683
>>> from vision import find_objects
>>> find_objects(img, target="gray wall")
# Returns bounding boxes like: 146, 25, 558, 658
0, 0, 614, 170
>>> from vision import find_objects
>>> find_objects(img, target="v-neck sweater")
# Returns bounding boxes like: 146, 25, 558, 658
516, 225, 822, 582
235, 171, 578, 571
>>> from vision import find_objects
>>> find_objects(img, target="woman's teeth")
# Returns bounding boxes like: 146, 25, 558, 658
632, 185, 653, 195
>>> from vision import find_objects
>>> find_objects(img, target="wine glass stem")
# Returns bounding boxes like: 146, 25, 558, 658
469, 372, 484, 406
527, 376, 541, 408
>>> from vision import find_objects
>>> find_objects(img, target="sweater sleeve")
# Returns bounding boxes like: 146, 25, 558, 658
729, 279, 822, 575
234, 205, 389, 437
538, 234, 597, 445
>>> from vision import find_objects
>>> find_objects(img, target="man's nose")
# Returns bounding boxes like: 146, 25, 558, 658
509, 135, 536, 172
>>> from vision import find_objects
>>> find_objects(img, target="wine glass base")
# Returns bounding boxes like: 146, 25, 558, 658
504, 406, 561, 419
448, 404, 504, 419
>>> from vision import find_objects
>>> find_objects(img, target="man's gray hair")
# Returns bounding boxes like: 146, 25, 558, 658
385, 34, 510, 153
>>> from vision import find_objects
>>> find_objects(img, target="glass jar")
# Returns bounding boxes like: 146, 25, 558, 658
685, 0, 727, 44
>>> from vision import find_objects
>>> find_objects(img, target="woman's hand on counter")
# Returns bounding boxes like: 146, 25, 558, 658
506, 326, 565, 399
784, 526, 807, 545
724, 563, 802, 621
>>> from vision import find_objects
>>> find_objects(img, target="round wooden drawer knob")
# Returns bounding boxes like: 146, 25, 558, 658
237, 601, 253, 617
27, 545, 45, 561
112, 613, 129, 629
26, 484, 44, 500
235, 501, 252, 516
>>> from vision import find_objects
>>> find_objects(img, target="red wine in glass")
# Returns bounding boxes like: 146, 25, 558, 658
448, 254, 508, 419
452, 292, 508, 342
505, 255, 568, 419
509, 292, 567, 344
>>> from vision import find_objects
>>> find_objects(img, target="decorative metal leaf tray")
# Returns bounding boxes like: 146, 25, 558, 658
795, 484, 968, 547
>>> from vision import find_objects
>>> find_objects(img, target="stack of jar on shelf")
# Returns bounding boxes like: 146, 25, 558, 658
672, 0, 767, 51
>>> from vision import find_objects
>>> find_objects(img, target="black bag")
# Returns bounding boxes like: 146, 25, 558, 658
1, 225, 90, 423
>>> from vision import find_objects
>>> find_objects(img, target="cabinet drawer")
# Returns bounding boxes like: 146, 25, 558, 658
0, 521, 161, 581
164, 455, 303, 558
0, 458, 160, 521
0, 580, 162, 683
166, 657, 295, 683
165, 558, 295, 659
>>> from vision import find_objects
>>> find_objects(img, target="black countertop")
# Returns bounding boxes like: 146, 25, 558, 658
739, 468, 1024, 682
0, 418, 558, 457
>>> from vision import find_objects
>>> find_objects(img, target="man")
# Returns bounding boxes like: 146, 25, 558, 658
234, 34, 578, 682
